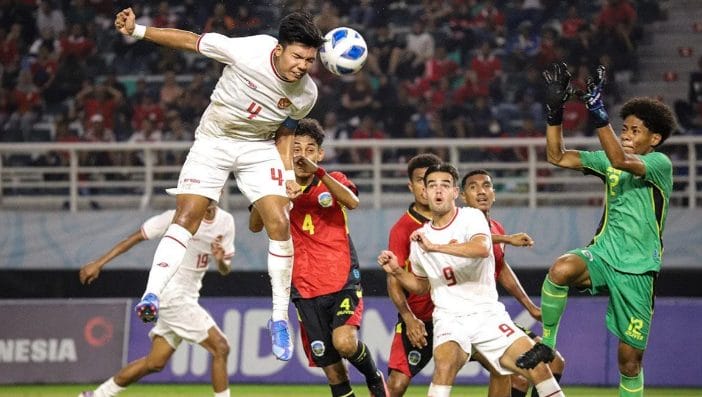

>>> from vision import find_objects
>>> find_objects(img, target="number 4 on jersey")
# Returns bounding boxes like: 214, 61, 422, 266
247, 102, 262, 120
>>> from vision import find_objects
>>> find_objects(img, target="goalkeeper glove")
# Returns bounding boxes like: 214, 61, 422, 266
542, 62, 574, 126
580, 65, 610, 128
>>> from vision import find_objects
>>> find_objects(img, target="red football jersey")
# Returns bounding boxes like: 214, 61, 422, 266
489, 218, 506, 280
388, 204, 434, 321
290, 171, 360, 299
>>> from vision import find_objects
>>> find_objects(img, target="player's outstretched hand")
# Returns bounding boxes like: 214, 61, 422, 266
114, 7, 136, 36
405, 316, 429, 348
293, 155, 318, 175
543, 62, 574, 126
79, 261, 101, 285
377, 250, 401, 274
286, 180, 302, 199
579, 65, 610, 128
506, 232, 534, 247
529, 306, 543, 322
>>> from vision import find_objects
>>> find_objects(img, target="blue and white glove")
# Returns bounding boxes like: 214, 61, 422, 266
580, 65, 610, 128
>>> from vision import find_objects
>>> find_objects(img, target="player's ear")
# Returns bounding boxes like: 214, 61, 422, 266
317, 147, 325, 162
650, 132, 662, 147
274, 43, 284, 57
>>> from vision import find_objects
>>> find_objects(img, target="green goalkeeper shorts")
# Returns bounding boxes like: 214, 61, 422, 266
569, 247, 656, 350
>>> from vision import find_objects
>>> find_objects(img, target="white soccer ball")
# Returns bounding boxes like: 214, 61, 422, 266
319, 27, 368, 76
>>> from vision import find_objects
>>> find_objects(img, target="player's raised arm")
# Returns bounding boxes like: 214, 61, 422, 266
114, 7, 200, 52
378, 250, 430, 295
79, 230, 146, 285
543, 62, 583, 170
294, 155, 359, 209
411, 230, 491, 258
580, 65, 651, 176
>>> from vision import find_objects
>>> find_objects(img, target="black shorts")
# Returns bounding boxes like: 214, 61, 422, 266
387, 316, 434, 378
293, 288, 363, 367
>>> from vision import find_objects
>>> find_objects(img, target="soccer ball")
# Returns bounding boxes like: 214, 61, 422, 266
319, 27, 368, 76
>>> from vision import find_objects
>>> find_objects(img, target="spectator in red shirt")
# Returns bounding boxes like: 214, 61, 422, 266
76, 80, 123, 130
350, 115, 386, 164
470, 41, 503, 99
8, 69, 42, 140
596, 0, 637, 55
60, 23, 95, 59
560, 5, 585, 40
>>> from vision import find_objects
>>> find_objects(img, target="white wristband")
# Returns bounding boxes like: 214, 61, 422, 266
131, 24, 146, 40
284, 170, 296, 181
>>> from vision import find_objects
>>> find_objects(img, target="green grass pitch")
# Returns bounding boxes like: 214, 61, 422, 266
2, 384, 701, 397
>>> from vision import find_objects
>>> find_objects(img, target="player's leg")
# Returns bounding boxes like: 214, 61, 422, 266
83, 335, 175, 397
236, 141, 294, 360
472, 351, 510, 397
387, 319, 433, 397
330, 291, 388, 397
295, 297, 355, 397
604, 269, 653, 397
618, 342, 645, 397
137, 136, 229, 322
540, 250, 592, 348
515, 327, 566, 397
198, 326, 231, 397
499, 336, 564, 397
429, 341, 468, 397
321, 362, 354, 397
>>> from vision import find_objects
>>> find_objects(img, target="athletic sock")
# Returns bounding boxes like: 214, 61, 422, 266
534, 378, 563, 397
347, 341, 380, 379
619, 370, 644, 397
540, 275, 569, 348
213, 389, 230, 397
531, 373, 562, 397
93, 377, 127, 397
268, 238, 293, 321
330, 380, 355, 397
428, 383, 452, 397
144, 224, 192, 296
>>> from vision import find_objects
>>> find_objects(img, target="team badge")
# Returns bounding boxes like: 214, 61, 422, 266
352, 269, 360, 280
318, 192, 333, 208
581, 249, 594, 261
311, 340, 326, 357
277, 97, 292, 109
408, 350, 421, 366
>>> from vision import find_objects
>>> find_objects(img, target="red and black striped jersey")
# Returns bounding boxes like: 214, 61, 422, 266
388, 203, 434, 321
290, 171, 360, 299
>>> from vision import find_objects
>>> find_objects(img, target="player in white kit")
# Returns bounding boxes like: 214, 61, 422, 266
113, 8, 325, 361
77, 201, 235, 397
377, 164, 564, 397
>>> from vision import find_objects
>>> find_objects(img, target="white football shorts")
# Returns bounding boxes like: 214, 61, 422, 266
433, 308, 527, 375
172, 134, 287, 203
148, 298, 218, 349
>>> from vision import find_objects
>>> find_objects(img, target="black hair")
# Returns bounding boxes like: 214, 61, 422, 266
278, 11, 325, 48
460, 169, 491, 191
424, 163, 460, 186
407, 153, 442, 181
295, 118, 325, 146
619, 97, 676, 146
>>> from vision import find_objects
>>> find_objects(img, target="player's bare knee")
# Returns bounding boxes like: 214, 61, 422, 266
212, 336, 230, 358
387, 374, 410, 396
332, 332, 358, 358
618, 358, 641, 377
548, 258, 576, 285
264, 212, 290, 240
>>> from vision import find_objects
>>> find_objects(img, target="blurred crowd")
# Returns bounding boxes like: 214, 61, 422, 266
0, 0, 667, 172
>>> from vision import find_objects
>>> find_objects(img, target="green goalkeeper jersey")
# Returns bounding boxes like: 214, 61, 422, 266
579, 150, 672, 274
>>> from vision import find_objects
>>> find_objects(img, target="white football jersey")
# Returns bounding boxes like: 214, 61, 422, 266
195, 33, 318, 141
141, 208, 235, 303
409, 207, 502, 316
